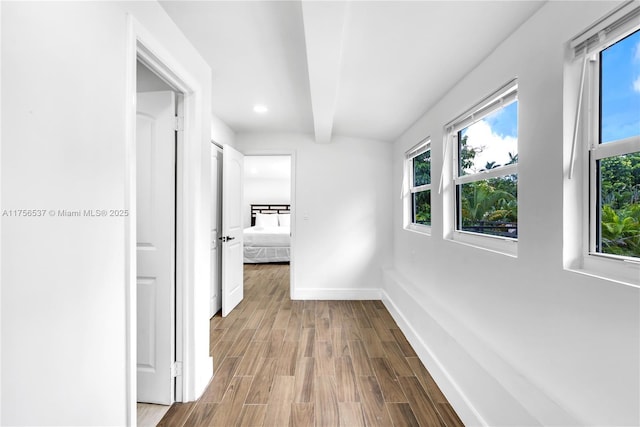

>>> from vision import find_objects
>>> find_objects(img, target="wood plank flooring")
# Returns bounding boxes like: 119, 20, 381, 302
137, 403, 170, 426
159, 263, 464, 427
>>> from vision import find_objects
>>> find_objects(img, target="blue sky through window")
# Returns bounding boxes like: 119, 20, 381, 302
484, 101, 518, 139
601, 29, 640, 143
459, 101, 518, 174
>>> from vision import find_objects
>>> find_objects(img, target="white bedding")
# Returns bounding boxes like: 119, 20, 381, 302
243, 226, 290, 263
243, 226, 290, 247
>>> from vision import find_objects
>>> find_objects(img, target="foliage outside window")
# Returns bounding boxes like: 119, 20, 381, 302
406, 139, 431, 230
591, 28, 640, 260
452, 84, 518, 242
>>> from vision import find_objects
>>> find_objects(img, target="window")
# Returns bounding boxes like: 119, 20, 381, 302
445, 80, 518, 254
404, 139, 431, 232
568, 2, 640, 284
592, 29, 640, 260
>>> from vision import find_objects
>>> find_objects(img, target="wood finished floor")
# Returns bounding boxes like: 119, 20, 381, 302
158, 263, 464, 427
138, 403, 170, 426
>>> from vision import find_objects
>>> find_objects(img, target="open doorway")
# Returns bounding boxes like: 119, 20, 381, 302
135, 60, 180, 424
242, 155, 294, 295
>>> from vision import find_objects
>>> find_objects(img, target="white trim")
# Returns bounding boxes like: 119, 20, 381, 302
0, 1, 3, 422
571, 0, 640, 57
405, 137, 430, 160
174, 93, 185, 403
126, 14, 211, 418
405, 222, 432, 236
124, 17, 136, 426
454, 163, 518, 185
410, 184, 431, 194
381, 269, 586, 426
451, 230, 518, 258
379, 288, 486, 427
570, 255, 640, 288
584, 54, 598, 260
445, 79, 518, 133
291, 288, 381, 300
591, 135, 640, 160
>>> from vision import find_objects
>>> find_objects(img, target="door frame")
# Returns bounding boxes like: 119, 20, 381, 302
210, 142, 223, 317
125, 15, 210, 425
240, 150, 297, 298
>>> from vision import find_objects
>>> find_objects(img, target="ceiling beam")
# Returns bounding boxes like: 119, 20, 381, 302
301, 1, 350, 143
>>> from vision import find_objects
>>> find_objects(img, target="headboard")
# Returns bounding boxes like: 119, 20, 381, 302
251, 204, 290, 226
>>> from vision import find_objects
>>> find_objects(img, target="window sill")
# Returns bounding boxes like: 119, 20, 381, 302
567, 254, 640, 289
405, 223, 431, 236
450, 230, 518, 257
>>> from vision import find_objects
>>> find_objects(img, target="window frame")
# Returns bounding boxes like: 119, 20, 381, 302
587, 30, 640, 264
404, 138, 432, 234
567, 2, 640, 286
445, 80, 519, 256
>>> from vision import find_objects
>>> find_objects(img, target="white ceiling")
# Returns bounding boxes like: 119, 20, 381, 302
160, 1, 545, 143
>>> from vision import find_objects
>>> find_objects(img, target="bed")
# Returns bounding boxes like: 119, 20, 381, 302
243, 204, 290, 263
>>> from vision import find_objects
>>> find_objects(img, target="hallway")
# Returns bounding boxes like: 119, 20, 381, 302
158, 263, 464, 426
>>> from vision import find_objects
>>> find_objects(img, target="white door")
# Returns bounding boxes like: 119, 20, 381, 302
210, 145, 222, 316
221, 144, 244, 317
136, 91, 176, 404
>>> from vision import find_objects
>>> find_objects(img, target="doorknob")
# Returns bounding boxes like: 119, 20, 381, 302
218, 236, 235, 242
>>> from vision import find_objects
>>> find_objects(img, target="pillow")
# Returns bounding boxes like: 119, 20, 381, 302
278, 213, 290, 227
255, 213, 278, 227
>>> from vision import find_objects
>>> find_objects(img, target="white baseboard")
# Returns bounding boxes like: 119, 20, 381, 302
380, 284, 488, 427
381, 268, 583, 427
291, 287, 382, 300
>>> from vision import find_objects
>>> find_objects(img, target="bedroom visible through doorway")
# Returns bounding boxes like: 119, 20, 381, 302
242, 155, 293, 290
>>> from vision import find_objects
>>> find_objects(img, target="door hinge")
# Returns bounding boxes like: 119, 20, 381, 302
171, 361, 183, 377
174, 115, 184, 131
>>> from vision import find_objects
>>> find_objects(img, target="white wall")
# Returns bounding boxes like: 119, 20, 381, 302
1, 2, 213, 425
236, 133, 393, 299
212, 114, 236, 148
387, 1, 639, 426
243, 156, 291, 228
137, 61, 173, 92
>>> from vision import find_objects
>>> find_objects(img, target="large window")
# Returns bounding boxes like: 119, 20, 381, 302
591, 29, 640, 260
405, 139, 431, 232
568, 2, 640, 284
446, 80, 518, 253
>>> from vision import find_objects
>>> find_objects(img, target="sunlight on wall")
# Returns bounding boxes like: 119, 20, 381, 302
310, 193, 378, 291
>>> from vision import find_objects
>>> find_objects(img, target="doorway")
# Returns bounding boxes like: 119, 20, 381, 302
126, 20, 215, 427
243, 154, 294, 296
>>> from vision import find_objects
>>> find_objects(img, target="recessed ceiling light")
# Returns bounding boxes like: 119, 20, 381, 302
253, 104, 268, 114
